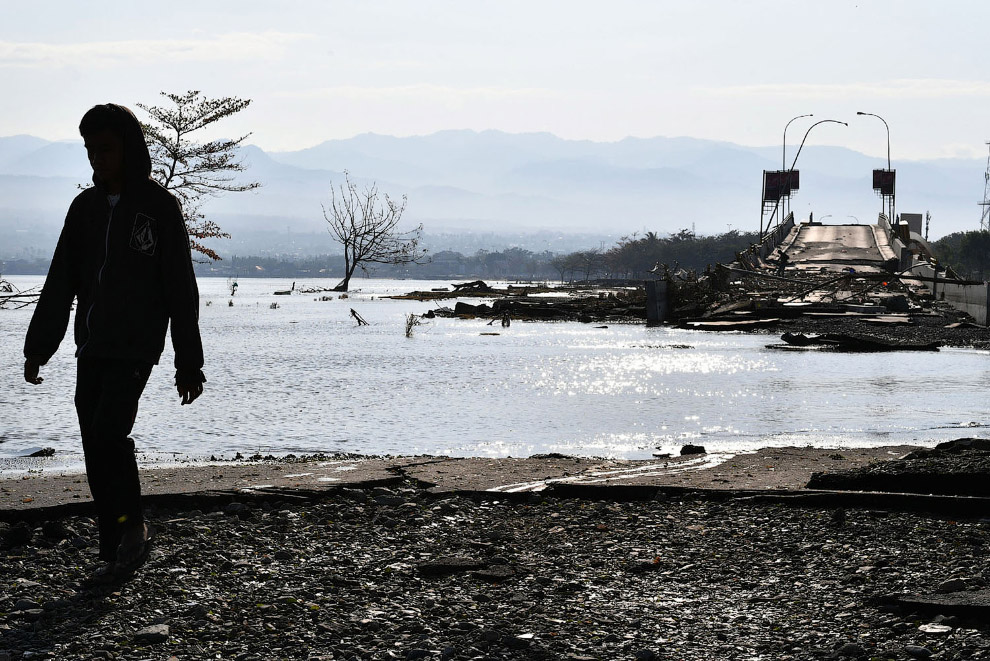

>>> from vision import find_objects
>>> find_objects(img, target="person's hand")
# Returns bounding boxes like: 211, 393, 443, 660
24, 359, 43, 385
177, 381, 203, 405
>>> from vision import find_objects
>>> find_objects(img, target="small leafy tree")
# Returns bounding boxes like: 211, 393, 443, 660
323, 171, 427, 291
959, 230, 990, 281
930, 230, 990, 280
137, 91, 260, 261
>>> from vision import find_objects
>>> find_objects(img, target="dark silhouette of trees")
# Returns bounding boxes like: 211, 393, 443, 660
549, 254, 571, 282
179, 228, 757, 282
933, 230, 990, 281
572, 249, 605, 281
138, 91, 260, 261
604, 228, 756, 279
960, 231, 990, 280
323, 171, 427, 291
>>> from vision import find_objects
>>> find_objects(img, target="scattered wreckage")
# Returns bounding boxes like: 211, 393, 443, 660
0, 277, 41, 310
392, 249, 987, 350
392, 281, 648, 324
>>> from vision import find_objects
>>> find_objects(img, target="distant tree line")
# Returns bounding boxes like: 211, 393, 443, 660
0, 257, 51, 275
594, 229, 759, 279
931, 230, 990, 281
187, 229, 758, 281
4, 229, 759, 281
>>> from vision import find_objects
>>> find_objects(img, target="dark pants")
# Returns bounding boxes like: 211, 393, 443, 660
75, 358, 152, 561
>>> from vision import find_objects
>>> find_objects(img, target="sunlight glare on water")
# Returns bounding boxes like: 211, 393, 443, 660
1, 276, 988, 464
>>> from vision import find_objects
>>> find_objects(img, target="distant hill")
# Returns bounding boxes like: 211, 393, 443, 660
0, 135, 53, 170
0, 130, 984, 259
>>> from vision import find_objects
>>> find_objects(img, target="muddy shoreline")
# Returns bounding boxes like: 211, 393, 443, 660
3, 446, 990, 660
0, 446, 927, 516
3, 484, 989, 660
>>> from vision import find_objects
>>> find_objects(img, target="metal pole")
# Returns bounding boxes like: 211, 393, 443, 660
855, 112, 892, 171
757, 170, 767, 243
857, 111, 893, 218
782, 114, 813, 218
788, 118, 849, 220
783, 114, 814, 171
789, 119, 848, 173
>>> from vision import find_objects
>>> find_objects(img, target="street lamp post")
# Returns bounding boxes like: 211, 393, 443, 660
857, 111, 890, 170
787, 120, 847, 225
783, 114, 814, 171
788, 119, 848, 172
782, 114, 813, 218
858, 111, 894, 221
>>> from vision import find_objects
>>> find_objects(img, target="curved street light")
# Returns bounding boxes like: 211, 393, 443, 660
788, 119, 848, 172
856, 111, 891, 170
783, 113, 813, 171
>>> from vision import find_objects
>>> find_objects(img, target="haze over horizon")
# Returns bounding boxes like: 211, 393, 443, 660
3, 1, 990, 259
2, 129, 985, 258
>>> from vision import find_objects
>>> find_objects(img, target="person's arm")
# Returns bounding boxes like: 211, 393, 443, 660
23, 202, 80, 384
24, 358, 43, 385
159, 194, 206, 404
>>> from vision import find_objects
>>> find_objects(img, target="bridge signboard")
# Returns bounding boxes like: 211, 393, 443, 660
763, 170, 800, 203
872, 169, 896, 196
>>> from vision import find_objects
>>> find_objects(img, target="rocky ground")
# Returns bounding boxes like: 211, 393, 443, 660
2, 481, 989, 661
808, 440, 990, 497
760, 303, 990, 350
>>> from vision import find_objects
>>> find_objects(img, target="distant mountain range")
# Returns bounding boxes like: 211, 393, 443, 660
1, 130, 985, 259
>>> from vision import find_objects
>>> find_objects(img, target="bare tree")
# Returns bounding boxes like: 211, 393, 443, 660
137, 91, 260, 261
549, 254, 571, 283
573, 249, 604, 282
323, 171, 427, 291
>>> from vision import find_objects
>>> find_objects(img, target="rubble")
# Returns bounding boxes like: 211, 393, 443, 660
807, 440, 990, 497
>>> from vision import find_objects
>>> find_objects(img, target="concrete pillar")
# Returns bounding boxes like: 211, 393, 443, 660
645, 280, 670, 325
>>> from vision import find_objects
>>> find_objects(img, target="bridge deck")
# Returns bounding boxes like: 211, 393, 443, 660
778, 223, 895, 272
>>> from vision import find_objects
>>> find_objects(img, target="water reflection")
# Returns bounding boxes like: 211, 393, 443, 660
1, 276, 987, 461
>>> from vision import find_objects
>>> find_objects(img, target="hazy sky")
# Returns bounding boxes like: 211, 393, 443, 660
2, 0, 989, 160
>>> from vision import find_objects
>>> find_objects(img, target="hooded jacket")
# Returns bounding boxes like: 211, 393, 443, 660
24, 106, 205, 381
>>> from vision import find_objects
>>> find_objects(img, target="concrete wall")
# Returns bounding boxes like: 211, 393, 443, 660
901, 213, 923, 235
877, 213, 913, 271
913, 262, 990, 326
645, 280, 670, 324
882, 213, 988, 324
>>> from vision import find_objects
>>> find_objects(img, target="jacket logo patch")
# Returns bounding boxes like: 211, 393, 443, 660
129, 213, 157, 256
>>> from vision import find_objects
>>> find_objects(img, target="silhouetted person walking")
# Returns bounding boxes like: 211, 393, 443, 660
23, 104, 206, 583
777, 250, 790, 277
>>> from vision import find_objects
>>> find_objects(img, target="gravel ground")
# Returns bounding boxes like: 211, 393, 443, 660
2, 485, 989, 660
808, 441, 990, 497
767, 306, 990, 349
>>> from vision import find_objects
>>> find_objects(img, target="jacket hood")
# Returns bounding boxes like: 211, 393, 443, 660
84, 103, 153, 191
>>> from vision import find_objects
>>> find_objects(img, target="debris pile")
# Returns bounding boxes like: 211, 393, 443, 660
396, 281, 648, 323
674, 260, 990, 348
0, 277, 41, 310
390, 249, 989, 347
808, 438, 990, 496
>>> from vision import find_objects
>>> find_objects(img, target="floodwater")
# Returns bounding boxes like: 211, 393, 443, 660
1, 276, 988, 466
